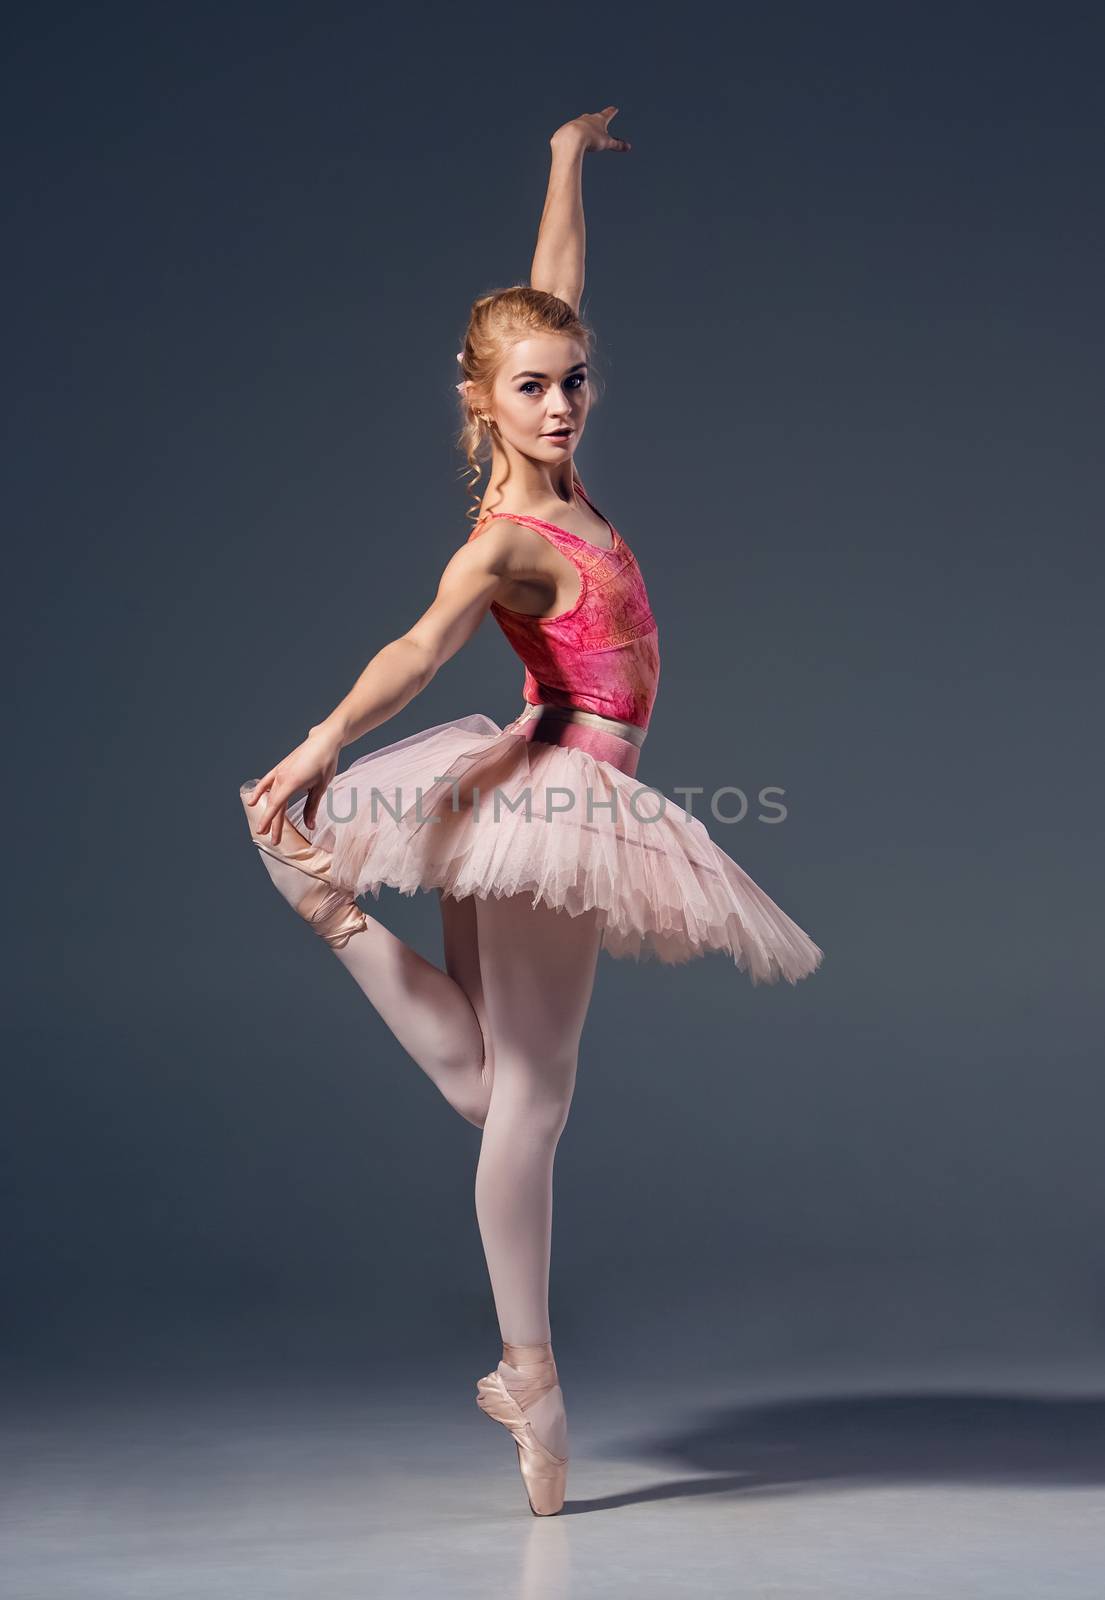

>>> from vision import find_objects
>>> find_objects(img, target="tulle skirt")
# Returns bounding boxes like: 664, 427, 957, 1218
284, 705, 824, 985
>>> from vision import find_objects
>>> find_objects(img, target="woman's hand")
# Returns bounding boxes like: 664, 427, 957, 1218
244, 722, 344, 846
551, 105, 631, 156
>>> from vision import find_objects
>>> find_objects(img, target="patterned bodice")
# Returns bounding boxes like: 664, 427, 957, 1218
465, 478, 660, 730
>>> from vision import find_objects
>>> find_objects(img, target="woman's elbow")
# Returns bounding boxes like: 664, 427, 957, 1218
391, 632, 440, 690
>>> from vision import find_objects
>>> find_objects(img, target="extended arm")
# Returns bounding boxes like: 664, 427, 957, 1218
246, 525, 519, 840
316, 533, 510, 749
530, 106, 631, 315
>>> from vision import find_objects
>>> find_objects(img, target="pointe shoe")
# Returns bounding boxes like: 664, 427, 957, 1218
239, 780, 369, 950
476, 1343, 568, 1516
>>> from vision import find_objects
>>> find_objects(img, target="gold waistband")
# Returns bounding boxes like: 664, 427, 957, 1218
514, 701, 648, 749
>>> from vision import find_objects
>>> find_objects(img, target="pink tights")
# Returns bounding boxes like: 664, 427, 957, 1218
249, 829, 602, 1427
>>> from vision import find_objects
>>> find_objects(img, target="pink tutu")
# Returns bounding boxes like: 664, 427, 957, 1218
285, 709, 824, 984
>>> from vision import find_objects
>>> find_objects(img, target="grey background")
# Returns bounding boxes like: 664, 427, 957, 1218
5, 0, 1103, 1411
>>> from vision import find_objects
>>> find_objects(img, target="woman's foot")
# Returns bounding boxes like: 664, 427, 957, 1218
476, 1340, 569, 1515
240, 781, 369, 949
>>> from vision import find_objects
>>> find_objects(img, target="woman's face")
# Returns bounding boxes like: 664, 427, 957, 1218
488, 334, 591, 464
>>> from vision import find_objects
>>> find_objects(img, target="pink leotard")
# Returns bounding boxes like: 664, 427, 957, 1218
466, 478, 660, 731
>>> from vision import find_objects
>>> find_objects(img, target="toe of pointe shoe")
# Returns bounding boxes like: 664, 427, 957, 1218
519, 1450, 568, 1517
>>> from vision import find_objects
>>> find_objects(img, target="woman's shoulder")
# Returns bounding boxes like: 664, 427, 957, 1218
462, 513, 554, 561
464, 509, 560, 545
464, 511, 526, 545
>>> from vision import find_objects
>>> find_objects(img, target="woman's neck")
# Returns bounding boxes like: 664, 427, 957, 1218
484, 450, 575, 510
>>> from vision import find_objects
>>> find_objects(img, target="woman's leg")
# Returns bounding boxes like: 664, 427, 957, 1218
437, 889, 495, 1119
246, 813, 493, 1128
472, 890, 603, 1457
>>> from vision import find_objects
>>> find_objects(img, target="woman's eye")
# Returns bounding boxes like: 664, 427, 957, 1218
519, 376, 586, 396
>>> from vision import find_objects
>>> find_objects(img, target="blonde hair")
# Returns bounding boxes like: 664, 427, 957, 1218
455, 286, 600, 528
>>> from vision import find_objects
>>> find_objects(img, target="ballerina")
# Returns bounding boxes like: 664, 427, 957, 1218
240, 105, 822, 1516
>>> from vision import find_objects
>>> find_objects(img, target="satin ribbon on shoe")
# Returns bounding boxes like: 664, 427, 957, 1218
500, 1342, 561, 1406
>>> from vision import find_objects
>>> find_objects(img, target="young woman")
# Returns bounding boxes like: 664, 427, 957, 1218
240, 106, 823, 1516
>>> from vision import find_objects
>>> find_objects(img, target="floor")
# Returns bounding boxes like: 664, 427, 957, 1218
3, 1360, 1102, 1598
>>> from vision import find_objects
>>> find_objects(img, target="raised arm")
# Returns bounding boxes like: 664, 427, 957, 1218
530, 106, 631, 315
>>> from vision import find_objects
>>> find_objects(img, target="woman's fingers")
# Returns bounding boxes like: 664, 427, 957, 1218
302, 782, 323, 832
248, 728, 340, 839
306, 770, 339, 832
554, 106, 631, 155
254, 777, 289, 839
598, 105, 630, 152
245, 770, 274, 807
263, 794, 288, 846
